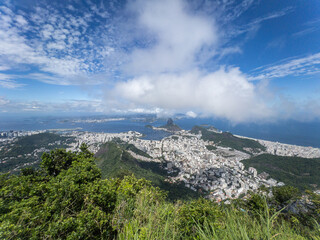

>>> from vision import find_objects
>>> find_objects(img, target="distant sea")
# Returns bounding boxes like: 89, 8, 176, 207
174, 118, 320, 148
0, 116, 319, 148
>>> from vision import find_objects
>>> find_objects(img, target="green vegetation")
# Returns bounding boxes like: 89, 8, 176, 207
1, 146, 319, 239
5, 132, 70, 155
0, 132, 74, 173
242, 154, 320, 190
95, 141, 199, 201
191, 126, 266, 153
111, 137, 152, 158
205, 145, 217, 151
122, 143, 152, 158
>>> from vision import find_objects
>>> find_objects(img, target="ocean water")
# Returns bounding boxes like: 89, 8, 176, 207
0, 116, 319, 148
0, 117, 172, 141
174, 118, 320, 148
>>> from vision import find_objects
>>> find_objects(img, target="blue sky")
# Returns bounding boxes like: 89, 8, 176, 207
0, 0, 319, 122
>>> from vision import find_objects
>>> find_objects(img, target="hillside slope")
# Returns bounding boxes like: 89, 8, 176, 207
0, 133, 73, 173
242, 153, 320, 190
191, 125, 266, 153
95, 141, 199, 201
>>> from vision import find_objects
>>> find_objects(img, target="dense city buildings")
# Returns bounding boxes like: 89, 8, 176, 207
1, 128, 319, 201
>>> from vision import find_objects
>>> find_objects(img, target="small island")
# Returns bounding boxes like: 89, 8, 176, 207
146, 118, 182, 132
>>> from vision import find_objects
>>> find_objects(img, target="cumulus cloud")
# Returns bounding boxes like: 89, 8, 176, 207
186, 111, 197, 118
125, 0, 217, 74
114, 68, 273, 122
105, 0, 275, 123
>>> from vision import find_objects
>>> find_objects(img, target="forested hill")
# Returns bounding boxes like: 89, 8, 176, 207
0, 145, 319, 239
191, 125, 266, 153
0, 132, 74, 173
242, 154, 320, 190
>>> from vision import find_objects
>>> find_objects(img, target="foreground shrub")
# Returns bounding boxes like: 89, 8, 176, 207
177, 198, 223, 239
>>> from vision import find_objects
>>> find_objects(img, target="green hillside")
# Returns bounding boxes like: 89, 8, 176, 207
0, 133, 74, 173
242, 154, 320, 190
5, 132, 70, 155
191, 126, 266, 153
95, 141, 199, 201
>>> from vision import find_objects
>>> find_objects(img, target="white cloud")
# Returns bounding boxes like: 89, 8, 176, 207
0, 6, 13, 16
293, 17, 320, 38
0, 2, 118, 85
0, 96, 10, 105
250, 52, 320, 80
15, 15, 27, 26
225, 7, 293, 41
292, 28, 318, 38
186, 111, 197, 118
0, 73, 24, 88
114, 67, 273, 123
109, 0, 283, 122
0, 96, 104, 113
125, 0, 217, 74
67, 5, 75, 11
1, 0, 315, 122
218, 46, 242, 58
47, 42, 66, 50
221, 0, 255, 22
41, 24, 54, 39
25, 73, 103, 86
0, 65, 10, 71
